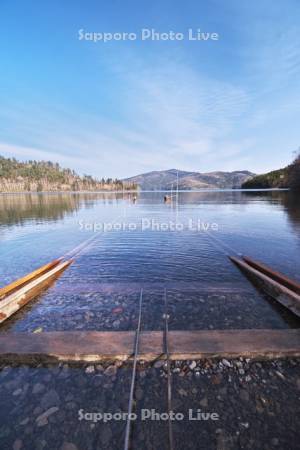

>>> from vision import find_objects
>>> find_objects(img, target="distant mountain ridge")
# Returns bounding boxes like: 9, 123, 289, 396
124, 169, 255, 190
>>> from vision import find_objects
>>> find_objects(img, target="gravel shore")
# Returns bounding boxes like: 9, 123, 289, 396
0, 357, 299, 449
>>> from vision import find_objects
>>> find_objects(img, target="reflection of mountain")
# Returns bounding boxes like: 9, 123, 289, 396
0, 192, 137, 227
0, 193, 81, 226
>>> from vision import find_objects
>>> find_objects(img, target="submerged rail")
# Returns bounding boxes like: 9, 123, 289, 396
164, 289, 174, 450
124, 289, 143, 450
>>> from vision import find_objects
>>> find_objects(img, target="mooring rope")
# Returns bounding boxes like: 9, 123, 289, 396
124, 288, 143, 450
163, 288, 174, 450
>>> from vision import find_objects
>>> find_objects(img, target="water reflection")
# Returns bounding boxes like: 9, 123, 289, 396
241, 190, 300, 237
0, 192, 137, 227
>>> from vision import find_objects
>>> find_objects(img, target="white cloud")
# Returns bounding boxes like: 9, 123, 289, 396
0, 43, 298, 177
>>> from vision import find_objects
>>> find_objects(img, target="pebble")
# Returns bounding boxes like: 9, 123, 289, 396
178, 388, 188, 397
275, 371, 285, 380
135, 387, 143, 400
85, 366, 95, 374
104, 365, 117, 376
36, 439, 47, 450
40, 389, 60, 409
100, 425, 112, 445
112, 307, 123, 314
32, 383, 45, 394
200, 397, 208, 407
154, 360, 165, 369
19, 418, 29, 426
13, 388, 22, 396
112, 320, 120, 328
222, 359, 231, 368
239, 389, 249, 402
61, 443, 78, 450
13, 439, 23, 450
211, 374, 222, 385
36, 407, 59, 427
189, 361, 197, 370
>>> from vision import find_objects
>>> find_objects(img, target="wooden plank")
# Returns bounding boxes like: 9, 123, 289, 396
168, 329, 300, 359
0, 258, 63, 300
0, 260, 72, 324
243, 256, 300, 295
230, 256, 300, 318
0, 331, 136, 363
0, 329, 299, 363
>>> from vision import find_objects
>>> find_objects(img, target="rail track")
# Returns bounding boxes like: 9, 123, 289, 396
0, 234, 300, 449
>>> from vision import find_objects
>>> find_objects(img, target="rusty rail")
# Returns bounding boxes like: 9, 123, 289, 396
164, 289, 174, 450
124, 289, 143, 450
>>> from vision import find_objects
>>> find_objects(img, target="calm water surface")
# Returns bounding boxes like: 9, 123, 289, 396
0, 190, 299, 331
1, 191, 300, 450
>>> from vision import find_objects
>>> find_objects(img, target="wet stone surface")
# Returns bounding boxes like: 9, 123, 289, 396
1, 288, 298, 333
166, 290, 299, 331
0, 361, 130, 450
0, 358, 299, 449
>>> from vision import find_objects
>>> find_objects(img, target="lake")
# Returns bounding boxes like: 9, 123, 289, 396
1, 190, 300, 450
0, 190, 299, 332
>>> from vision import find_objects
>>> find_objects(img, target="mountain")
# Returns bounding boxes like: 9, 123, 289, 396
0, 156, 137, 192
123, 169, 255, 190
242, 154, 300, 191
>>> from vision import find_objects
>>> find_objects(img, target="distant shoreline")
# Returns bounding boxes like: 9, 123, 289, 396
0, 188, 290, 195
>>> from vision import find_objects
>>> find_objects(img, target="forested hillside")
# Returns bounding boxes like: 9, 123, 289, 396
242, 154, 300, 191
0, 156, 136, 192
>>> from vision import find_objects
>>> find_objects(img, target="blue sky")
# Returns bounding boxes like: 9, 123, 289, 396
1, 0, 300, 178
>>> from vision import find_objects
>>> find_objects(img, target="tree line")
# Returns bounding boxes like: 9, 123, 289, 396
0, 156, 137, 192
